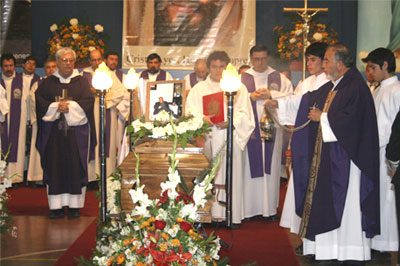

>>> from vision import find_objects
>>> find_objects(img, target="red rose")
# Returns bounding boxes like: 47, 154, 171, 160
179, 221, 192, 232
155, 220, 167, 230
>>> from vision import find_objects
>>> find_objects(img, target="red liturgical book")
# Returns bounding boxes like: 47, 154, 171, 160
202, 91, 225, 124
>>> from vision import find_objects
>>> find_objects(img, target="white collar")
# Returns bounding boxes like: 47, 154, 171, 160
2, 72, 15, 80
53, 69, 80, 84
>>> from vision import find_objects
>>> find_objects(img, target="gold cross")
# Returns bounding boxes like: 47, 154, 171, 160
283, 0, 328, 80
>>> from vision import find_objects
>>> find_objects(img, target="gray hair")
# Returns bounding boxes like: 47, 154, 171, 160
55, 47, 76, 61
329, 43, 354, 68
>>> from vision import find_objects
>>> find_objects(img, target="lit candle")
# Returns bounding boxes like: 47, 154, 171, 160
220, 63, 241, 93
123, 67, 139, 91
92, 62, 113, 91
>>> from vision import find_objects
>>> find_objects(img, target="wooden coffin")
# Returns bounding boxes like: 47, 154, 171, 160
119, 139, 212, 223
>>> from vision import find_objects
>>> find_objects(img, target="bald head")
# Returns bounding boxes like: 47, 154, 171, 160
89, 50, 103, 70
194, 58, 208, 80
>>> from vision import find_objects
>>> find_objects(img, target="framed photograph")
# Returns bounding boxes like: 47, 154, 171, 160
145, 80, 186, 121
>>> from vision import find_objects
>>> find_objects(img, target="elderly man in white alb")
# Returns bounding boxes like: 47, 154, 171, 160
186, 51, 255, 225
184, 58, 208, 91
82, 49, 125, 181
241, 44, 293, 221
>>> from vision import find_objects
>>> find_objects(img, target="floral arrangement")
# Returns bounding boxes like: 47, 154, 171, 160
128, 109, 211, 148
274, 21, 338, 61
107, 170, 122, 215
83, 113, 226, 266
0, 150, 12, 234
48, 18, 106, 64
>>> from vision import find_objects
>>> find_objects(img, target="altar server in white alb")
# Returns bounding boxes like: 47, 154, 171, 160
362, 48, 400, 253
278, 42, 330, 234
241, 44, 293, 220
186, 51, 255, 224
82, 49, 125, 181
0, 53, 35, 183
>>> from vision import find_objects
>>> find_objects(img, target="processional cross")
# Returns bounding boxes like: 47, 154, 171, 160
283, 0, 328, 81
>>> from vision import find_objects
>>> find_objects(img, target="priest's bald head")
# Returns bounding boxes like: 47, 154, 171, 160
89, 49, 103, 71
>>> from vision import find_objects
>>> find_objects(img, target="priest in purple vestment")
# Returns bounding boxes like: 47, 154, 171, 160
35, 47, 95, 219
267, 43, 380, 262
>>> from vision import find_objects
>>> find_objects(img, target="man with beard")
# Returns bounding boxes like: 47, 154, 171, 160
1, 53, 30, 183
266, 44, 380, 263
139, 53, 173, 81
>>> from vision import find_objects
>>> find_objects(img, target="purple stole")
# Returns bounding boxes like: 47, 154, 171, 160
1, 73, 23, 162
241, 71, 281, 177
115, 69, 123, 83
189, 72, 198, 88
140, 69, 167, 81
30, 74, 41, 89
82, 71, 111, 159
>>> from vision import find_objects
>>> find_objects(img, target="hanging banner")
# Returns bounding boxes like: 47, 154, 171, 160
122, 0, 255, 70
0, 0, 32, 65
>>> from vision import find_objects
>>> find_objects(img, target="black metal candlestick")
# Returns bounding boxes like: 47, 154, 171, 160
99, 90, 107, 223
225, 91, 237, 229
129, 89, 134, 151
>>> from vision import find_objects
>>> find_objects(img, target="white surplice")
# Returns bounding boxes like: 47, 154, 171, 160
2, 73, 29, 183
84, 67, 125, 181
186, 76, 255, 224
27, 81, 44, 181
278, 72, 330, 233
371, 76, 400, 252
242, 67, 293, 218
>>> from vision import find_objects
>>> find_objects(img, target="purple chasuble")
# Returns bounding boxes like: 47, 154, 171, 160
140, 69, 167, 81
1, 73, 23, 162
241, 71, 281, 177
115, 69, 123, 83
35, 75, 95, 192
292, 68, 380, 240
83, 71, 112, 159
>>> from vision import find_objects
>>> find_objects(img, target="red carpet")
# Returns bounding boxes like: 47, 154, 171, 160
7, 187, 99, 216
55, 219, 98, 266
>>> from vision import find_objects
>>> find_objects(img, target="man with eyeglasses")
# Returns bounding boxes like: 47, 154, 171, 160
35, 47, 96, 219
82, 50, 125, 183
241, 44, 293, 221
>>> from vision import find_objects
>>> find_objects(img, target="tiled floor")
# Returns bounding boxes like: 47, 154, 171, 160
0, 215, 395, 266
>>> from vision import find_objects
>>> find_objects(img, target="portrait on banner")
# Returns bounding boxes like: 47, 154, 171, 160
122, 0, 255, 69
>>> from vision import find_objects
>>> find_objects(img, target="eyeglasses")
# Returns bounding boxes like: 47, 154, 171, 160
61, 58, 75, 63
